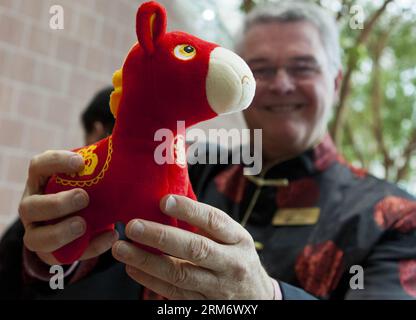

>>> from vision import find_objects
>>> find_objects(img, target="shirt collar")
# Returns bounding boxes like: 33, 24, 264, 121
256, 133, 338, 181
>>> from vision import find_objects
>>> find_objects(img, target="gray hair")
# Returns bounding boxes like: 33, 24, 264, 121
236, 0, 342, 76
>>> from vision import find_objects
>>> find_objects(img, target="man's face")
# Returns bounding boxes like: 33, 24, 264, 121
240, 21, 341, 163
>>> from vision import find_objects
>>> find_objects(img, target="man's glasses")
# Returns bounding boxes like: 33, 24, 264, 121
250, 61, 322, 83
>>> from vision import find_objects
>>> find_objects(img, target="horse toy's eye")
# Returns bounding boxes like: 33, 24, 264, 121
174, 44, 196, 61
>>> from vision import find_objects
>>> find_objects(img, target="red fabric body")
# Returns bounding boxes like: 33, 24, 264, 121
44, 1, 219, 264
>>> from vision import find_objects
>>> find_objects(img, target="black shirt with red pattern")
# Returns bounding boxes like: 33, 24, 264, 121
189, 134, 416, 299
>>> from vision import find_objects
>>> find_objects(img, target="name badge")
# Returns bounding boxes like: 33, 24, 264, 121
272, 207, 320, 226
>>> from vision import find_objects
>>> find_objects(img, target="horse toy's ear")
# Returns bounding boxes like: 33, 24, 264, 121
136, 1, 167, 54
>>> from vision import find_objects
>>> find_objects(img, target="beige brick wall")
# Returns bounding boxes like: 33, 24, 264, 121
0, 0, 154, 237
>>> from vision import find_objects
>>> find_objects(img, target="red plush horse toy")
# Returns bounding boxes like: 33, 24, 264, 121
45, 1, 255, 264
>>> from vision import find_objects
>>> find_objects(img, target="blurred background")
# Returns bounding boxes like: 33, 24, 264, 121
0, 0, 415, 237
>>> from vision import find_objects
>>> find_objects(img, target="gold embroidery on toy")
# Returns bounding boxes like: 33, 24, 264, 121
56, 137, 113, 187
76, 145, 98, 177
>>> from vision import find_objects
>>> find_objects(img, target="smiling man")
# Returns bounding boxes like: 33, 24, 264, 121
3, 0, 416, 300
240, 3, 342, 166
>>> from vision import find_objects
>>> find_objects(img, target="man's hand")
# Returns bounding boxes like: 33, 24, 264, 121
112, 194, 276, 299
19, 150, 119, 266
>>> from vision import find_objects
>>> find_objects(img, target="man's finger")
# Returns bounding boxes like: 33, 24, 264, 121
160, 195, 250, 245
112, 240, 217, 293
125, 265, 206, 300
26, 150, 84, 194
23, 216, 86, 253
19, 189, 89, 227
124, 219, 230, 271
35, 251, 62, 266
